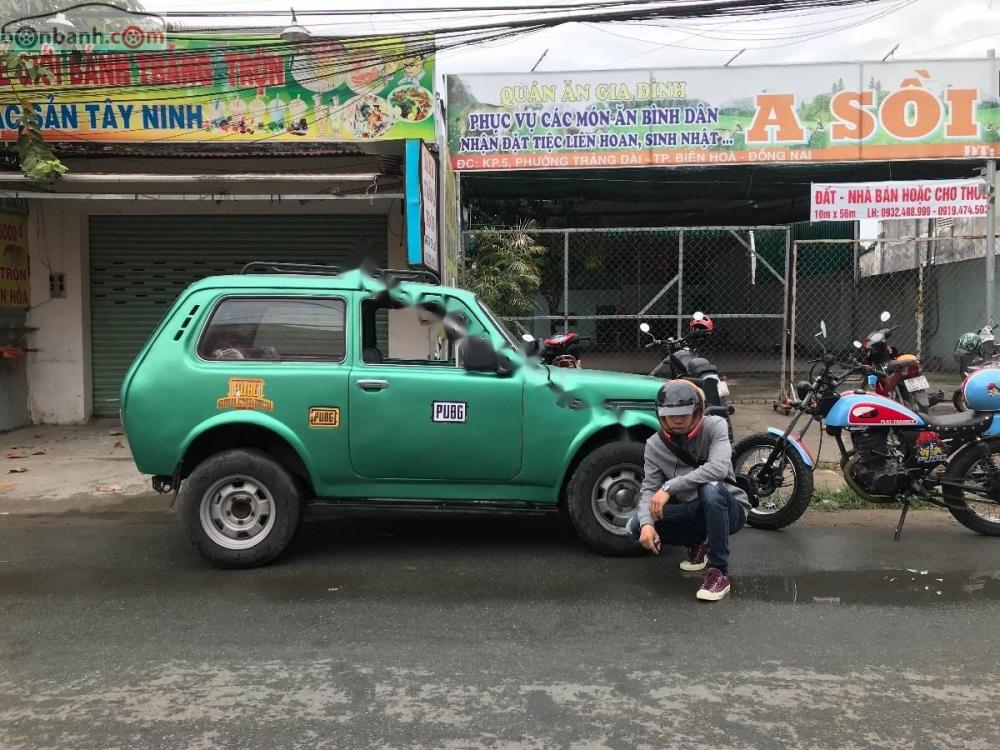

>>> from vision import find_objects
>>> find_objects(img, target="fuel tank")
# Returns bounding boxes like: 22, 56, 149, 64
825, 392, 925, 429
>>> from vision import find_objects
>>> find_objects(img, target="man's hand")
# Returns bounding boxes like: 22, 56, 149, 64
639, 524, 660, 555
649, 487, 670, 521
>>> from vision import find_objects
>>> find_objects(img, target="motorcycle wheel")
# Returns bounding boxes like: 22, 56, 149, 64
943, 440, 1000, 536
732, 433, 814, 531
952, 388, 968, 412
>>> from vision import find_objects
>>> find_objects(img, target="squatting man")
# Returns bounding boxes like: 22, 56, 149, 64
627, 380, 751, 601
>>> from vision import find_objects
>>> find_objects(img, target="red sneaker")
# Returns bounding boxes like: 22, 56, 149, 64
679, 542, 709, 571
696, 567, 731, 602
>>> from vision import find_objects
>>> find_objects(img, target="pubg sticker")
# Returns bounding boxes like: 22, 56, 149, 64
308, 407, 341, 428
217, 378, 274, 412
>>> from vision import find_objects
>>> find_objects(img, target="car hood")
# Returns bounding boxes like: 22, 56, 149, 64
543, 365, 661, 402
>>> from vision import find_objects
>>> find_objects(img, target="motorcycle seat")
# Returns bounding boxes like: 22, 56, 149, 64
885, 359, 914, 373
921, 410, 994, 433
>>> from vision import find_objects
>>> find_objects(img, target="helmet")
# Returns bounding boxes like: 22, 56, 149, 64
656, 379, 705, 417
689, 312, 714, 333
955, 332, 982, 359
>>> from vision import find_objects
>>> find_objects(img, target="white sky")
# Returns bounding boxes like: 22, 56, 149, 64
134, 0, 1000, 75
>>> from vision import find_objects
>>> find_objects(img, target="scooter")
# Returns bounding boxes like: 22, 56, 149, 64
953, 321, 997, 411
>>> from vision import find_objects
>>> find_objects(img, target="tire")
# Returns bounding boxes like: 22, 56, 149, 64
943, 439, 1000, 536
177, 448, 303, 568
953, 388, 968, 412
910, 388, 930, 412
565, 440, 645, 556
732, 433, 813, 530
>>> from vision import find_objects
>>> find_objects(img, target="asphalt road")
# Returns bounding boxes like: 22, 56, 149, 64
3, 506, 1000, 750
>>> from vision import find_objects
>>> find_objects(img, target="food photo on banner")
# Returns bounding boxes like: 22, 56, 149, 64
0, 34, 435, 143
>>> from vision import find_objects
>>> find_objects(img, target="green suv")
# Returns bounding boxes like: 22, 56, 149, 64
121, 265, 662, 567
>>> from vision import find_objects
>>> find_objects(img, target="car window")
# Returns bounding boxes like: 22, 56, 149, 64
361, 301, 454, 366
198, 297, 346, 362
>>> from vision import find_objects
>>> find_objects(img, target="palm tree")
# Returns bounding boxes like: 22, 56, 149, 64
463, 221, 546, 318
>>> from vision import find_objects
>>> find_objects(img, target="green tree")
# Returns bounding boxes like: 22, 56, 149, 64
0, 51, 66, 178
463, 222, 546, 318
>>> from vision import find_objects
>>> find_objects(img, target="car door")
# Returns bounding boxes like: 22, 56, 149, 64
348, 295, 523, 481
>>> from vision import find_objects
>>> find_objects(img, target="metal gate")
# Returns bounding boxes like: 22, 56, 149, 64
89, 214, 388, 416
460, 226, 791, 399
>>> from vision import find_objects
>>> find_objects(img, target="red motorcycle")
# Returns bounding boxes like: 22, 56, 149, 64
855, 311, 942, 412
541, 331, 590, 368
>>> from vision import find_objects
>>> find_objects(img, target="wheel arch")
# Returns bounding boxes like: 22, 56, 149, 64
177, 416, 315, 496
558, 422, 654, 507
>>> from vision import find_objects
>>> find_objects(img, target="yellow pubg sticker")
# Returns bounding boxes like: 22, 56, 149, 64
309, 407, 341, 428
217, 378, 274, 412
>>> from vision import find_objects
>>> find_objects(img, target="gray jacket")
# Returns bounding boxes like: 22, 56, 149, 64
637, 415, 751, 527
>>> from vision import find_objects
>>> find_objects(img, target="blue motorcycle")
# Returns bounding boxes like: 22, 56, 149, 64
733, 323, 1000, 539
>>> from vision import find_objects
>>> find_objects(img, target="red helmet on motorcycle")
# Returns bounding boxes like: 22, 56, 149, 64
689, 312, 714, 333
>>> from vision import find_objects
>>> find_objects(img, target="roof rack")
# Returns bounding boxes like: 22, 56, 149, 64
239, 262, 440, 285
379, 268, 441, 285
240, 261, 342, 276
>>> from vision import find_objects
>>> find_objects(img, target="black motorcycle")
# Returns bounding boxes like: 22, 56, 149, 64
639, 315, 733, 432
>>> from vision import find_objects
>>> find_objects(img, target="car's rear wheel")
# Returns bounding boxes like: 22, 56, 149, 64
178, 448, 302, 568
566, 440, 645, 556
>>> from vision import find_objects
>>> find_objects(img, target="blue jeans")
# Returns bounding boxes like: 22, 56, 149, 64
627, 483, 746, 575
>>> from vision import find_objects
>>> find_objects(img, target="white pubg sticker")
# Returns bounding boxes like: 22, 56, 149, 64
432, 401, 467, 423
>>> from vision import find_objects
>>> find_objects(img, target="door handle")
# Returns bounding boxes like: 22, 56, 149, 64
357, 379, 389, 391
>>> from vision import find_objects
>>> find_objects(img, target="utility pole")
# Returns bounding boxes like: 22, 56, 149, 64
987, 158, 997, 323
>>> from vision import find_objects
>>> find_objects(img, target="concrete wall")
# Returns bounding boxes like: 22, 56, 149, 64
25, 177, 405, 424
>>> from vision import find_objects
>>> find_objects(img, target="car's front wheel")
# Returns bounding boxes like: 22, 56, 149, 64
566, 440, 645, 556
178, 448, 303, 568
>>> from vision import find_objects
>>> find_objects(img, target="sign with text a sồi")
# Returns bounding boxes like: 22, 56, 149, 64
0, 35, 434, 143
811, 180, 989, 222
0, 213, 29, 308
446, 59, 1000, 171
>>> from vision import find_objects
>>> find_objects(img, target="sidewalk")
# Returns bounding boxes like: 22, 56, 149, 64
0, 420, 168, 514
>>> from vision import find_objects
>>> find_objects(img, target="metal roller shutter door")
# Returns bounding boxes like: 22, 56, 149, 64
89, 214, 388, 417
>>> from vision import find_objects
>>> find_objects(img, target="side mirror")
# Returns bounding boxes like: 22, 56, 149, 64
639, 322, 651, 334
463, 336, 500, 373
880, 311, 891, 323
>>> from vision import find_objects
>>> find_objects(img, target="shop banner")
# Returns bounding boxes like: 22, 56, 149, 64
0, 36, 434, 142
420, 142, 440, 273
811, 179, 989, 221
0, 213, 29, 308
447, 60, 1000, 171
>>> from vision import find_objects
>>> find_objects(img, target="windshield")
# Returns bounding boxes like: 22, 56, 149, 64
476, 299, 518, 349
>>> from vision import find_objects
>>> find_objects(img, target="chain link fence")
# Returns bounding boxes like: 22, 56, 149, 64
791, 236, 990, 394
461, 227, 994, 403
461, 226, 791, 399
